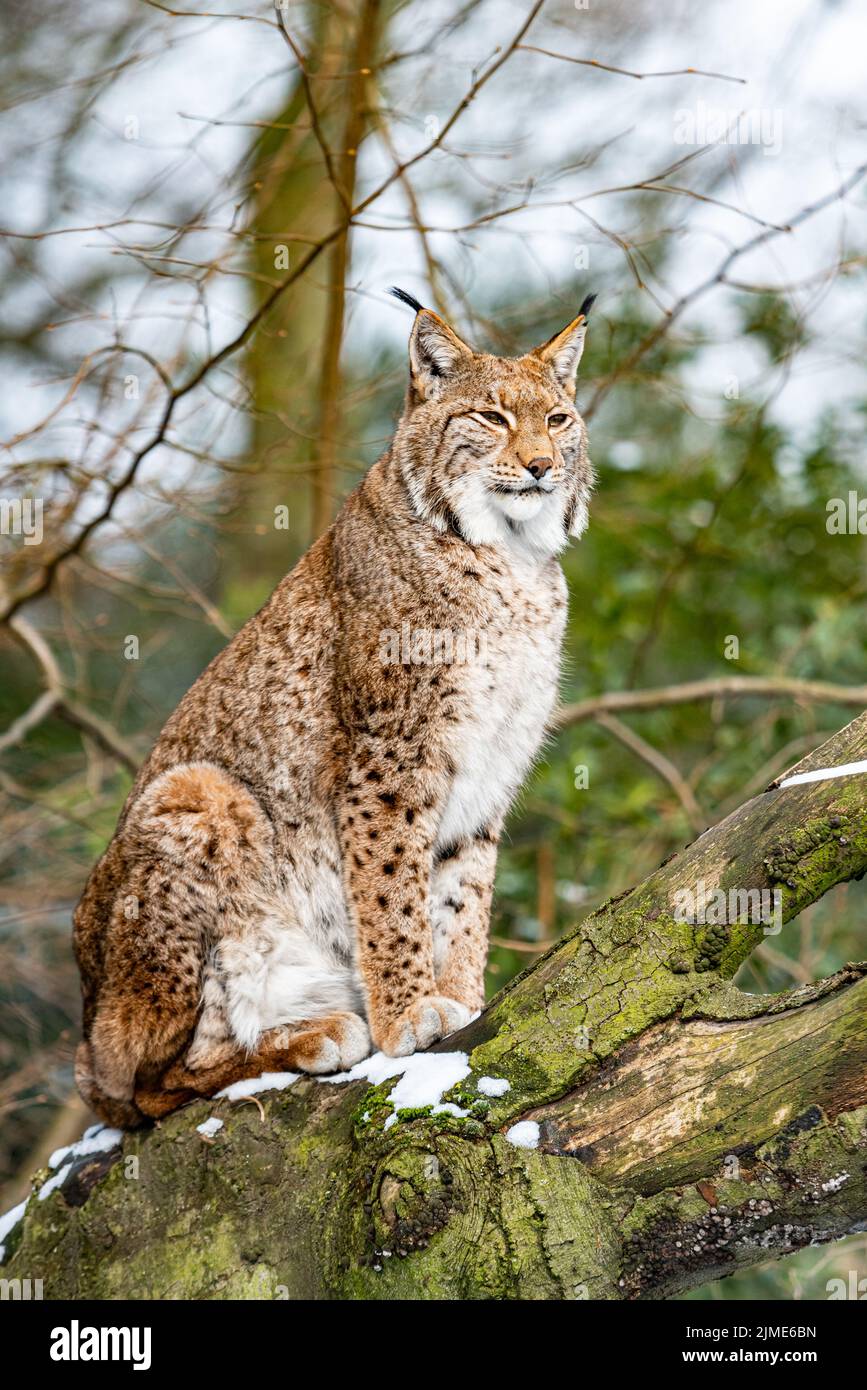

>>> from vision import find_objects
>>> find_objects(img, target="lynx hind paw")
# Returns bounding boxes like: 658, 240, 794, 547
378, 995, 471, 1058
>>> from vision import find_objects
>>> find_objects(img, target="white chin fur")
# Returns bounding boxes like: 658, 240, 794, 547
493, 491, 545, 523
444, 474, 568, 557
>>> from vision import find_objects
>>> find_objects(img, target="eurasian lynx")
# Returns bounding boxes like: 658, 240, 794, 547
73, 289, 595, 1125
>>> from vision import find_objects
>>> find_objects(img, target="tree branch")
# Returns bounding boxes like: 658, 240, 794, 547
1, 615, 139, 773
593, 710, 705, 831
554, 674, 867, 730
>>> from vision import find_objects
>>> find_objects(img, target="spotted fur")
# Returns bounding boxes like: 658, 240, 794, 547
73, 294, 595, 1125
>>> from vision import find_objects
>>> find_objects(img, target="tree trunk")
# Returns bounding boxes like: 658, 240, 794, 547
309, 0, 381, 540
3, 714, 866, 1300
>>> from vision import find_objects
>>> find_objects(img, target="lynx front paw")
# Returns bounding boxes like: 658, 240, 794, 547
291, 1011, 372, 1074
377, 995, 471, 1057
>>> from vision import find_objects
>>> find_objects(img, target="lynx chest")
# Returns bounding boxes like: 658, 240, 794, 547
435, 559, 567, 847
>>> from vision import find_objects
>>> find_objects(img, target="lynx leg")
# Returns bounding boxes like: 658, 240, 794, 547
76, 761, 274, 1127
340, 764, 471, 1057
134, 1011, 370, 1117
431, 828, 499, 1012
75, 1039, 150, 1130
78, 865, 206, 1128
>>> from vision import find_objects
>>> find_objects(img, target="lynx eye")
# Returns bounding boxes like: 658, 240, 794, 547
478, 410, 509, 427
548, 413, 571, 428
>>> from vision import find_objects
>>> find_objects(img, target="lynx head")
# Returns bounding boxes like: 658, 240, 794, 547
391, 288, 596, 558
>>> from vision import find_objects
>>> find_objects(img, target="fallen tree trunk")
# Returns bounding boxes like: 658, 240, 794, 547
3, 713, 866, 1300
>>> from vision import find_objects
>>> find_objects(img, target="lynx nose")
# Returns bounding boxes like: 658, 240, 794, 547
525, 457, 552, 480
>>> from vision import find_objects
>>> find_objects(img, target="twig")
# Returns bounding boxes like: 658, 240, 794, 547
516, 46, 747, 85
594, 711, 705, 832
273, 1, 350, 212
2, 615, 139, 772
584, 160, 867, 419
490, 934, 555, 954
554, 675, 867, 731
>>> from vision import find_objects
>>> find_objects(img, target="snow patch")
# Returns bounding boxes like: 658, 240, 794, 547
779, 758, 867, 788
215, 1071, 299, 1100
505, 1120, 541, 1149
477, 1075, 511, 1097
1, 1129, 123, 1253
211, 1049, 472, 1121
0, 1197, 28, 1262
38, 1163, 72, 1201
196, 1117, 224, 1138
323, 1049, 471, 1119
49, 1125, 123, 1170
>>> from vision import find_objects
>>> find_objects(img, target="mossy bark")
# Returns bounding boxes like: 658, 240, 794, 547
4, 716, 867, 1300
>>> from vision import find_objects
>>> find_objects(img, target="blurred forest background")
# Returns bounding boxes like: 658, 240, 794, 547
1, 0, 866, 1301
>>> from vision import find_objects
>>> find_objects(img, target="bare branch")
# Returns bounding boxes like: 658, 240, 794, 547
594, 711, 705, 832
554, 675, 867, 732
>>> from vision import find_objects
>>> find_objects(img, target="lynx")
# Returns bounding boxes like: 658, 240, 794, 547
73, 289, 596, 1126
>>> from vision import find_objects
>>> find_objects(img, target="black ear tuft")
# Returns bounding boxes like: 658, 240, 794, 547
390, 286, 425, 314
578, 292, 597, 320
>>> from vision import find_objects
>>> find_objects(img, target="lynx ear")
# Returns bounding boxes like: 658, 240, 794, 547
532, 292, 596, 398
391, 288, 473, 400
